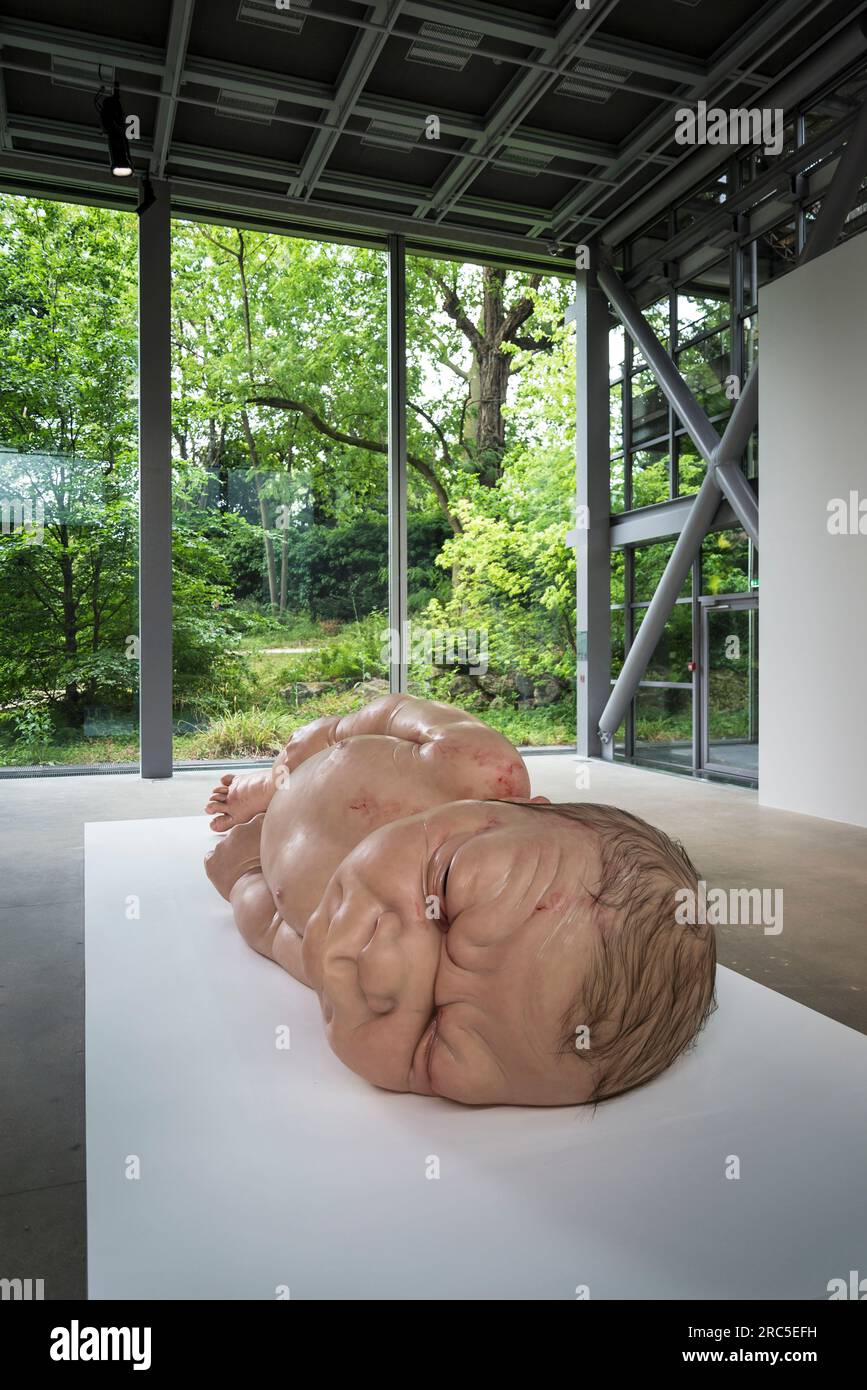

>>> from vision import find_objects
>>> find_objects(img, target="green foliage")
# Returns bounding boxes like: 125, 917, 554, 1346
182, 705, 289, 759
0, 198, 257, 742
11, 703, 54, 761
424, 437, 576, 685
702, 528, 751, 595
0, 194, 579, 764
182, 687, 372, 760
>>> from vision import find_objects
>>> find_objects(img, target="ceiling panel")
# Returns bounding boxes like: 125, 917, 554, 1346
0, 0, 864, 279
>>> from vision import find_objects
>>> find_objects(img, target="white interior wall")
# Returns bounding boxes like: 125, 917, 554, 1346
759, 229, 867, 826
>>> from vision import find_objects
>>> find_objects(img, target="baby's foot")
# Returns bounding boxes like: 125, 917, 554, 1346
205, 771, 271, 832
204, 813, 265, 900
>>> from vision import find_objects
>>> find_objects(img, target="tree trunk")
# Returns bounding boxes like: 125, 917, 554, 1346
255, 475, 278, 609
241, 408, 278, 608
58, 530, 81, 723
442, 266, 522, 488
280, 440, 292, 614
279, 528, 288, 614
206, 419, 230, 513
475, 350, 511, 485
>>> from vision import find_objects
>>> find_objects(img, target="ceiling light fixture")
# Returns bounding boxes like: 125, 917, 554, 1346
95, 82, 134, 177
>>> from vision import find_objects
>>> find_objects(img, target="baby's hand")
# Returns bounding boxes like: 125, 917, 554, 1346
204, 813, 265, 900
275, 715, 343, 778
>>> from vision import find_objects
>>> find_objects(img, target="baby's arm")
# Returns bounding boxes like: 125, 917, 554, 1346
205, 815, 311, 985
230, 873, 310, 987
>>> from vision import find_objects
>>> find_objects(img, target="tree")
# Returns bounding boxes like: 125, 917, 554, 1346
0, 199, 138, 723
170, 223, 569, 538
0, 197, 243, 738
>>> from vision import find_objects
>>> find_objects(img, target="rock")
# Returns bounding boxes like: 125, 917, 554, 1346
534, 678, 565, 707
280, 681, 336, 703
353, 678, 390, 699
445, 675, 477, 698
476, 673, 511, 698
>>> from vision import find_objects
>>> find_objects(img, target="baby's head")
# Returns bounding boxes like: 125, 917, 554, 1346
301, 798, 716, 1106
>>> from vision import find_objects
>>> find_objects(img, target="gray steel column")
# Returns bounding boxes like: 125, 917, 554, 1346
714, 234, 760, 546
386, 233, 408, 694
599, 262, 760, 542
573, 266, 611, 759
690, 556, 702, 773
598, 92, 867, 744
597, 264, 720, 468
138, 178, 173, 778
714, 342, 760, 547
715, 454, 759, 546
800, 93, 867, 263
599, 459, 727, 742
716, 363, 759, 462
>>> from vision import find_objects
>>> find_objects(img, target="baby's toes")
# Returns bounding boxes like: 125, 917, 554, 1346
209, 811, 234, 833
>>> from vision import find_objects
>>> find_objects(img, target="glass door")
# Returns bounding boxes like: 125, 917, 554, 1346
700, 596, 758, 778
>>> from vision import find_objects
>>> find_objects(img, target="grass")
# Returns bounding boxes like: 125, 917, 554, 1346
5, 706, 744, 766
0, 608, 583, 767
2, 607, 755, 767
0, 698, 578, 768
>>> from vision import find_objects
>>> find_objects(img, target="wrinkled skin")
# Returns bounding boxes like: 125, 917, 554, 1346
205, 698, 603, 1106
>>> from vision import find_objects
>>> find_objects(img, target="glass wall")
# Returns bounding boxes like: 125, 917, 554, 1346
631, 544, 693, 768
599, 82, 867, 779
403, 253, 577, 748
607, 89, 867, 781
609, 155, 761, 779
608, 278, 735, 517
0, 199, 577, 772
170, 222, 389, 763
0, 195, 139, 768
703, 602, 759, 775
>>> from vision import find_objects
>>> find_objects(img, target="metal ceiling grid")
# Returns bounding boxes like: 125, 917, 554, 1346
0, 0, 866, 279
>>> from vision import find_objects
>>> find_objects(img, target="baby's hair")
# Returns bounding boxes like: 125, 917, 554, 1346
507, 801, 717, 1104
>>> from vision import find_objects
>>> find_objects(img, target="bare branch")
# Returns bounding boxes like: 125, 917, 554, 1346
426, 269, 484, 354
510, 334, 555, 353
247, 394, 462, 534
409, 401, 456, 471
440, 356, 470, 383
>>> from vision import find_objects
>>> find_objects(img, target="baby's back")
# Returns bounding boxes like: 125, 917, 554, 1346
259, 734, 468, 934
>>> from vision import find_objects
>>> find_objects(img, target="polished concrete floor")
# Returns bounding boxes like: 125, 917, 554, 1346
1, 757, 865, 1299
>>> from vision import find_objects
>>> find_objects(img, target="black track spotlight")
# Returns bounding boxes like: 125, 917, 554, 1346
95, 82, 134, 178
